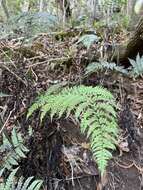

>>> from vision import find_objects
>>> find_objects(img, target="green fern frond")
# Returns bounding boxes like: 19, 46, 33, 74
27, 82, 67, 118
85, 61, 128, 76
0, 128, 29, 173
0, 168, 43, 190
28, 85, 118, 176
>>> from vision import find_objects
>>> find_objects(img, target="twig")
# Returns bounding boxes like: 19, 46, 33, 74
115, 160, 143, 172
1, 64, 27, 86
26, 57, 70, 68
115, 160, 134, 169
52, 174, 97, 182
0, 110, 13, 134
0, 49, 17, 68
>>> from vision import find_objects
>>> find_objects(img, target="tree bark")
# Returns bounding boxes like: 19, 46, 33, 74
114, 16, 143, 67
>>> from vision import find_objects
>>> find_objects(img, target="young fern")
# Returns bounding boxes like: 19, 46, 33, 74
0, 128, 29, 174
0, 168, 43, 190
28, 85, 118, 175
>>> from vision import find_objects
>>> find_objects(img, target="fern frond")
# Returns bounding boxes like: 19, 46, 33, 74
0, 168, 43, 190
27, 82, 67, 118
85, 61, 128, 76
28, 85, 118, 176
129, 53, 143, 78
0, 128, 29, 172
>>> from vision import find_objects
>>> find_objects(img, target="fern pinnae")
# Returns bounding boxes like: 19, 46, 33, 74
97, 103, 117, 117
0, 168, 43, 190
33, 181, 43, 190
15, 147, 27, 158
40, 95, 59, 121
0, 128, 29, 172
80, 108, 95, 134
65, 96, 85, 118
20, 176, 34, 190
16, 176, 24, 190
85, 61, 128, 76
57, 95, 77, 117
75, 102, 89, 119
4, 168, 19, 190
27, 102, 40, 118
27, 180, 43, 190
27, 93, 51, 119
7, 155, 18, 166
86, 122, 99, 138
12, 128, 20, 147
0, 168, 5, 177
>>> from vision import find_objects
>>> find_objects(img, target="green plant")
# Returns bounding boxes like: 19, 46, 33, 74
0, 128, 29, 174
85, 61, 128, 76
0, 168, 43, 190
129, 54, 143, 78
77, 34, 100, 49
27, 85, 118, 175
0, 128, 43, 190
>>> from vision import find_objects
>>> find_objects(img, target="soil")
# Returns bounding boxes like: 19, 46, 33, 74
0, 33, 143, 190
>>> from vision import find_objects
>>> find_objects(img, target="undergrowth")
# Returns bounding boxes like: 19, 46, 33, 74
28, 85, 118, 176
0, 128, 29, 174
0, 167, 43, 190
85, 54, 143, 78
0, 128, 43, 190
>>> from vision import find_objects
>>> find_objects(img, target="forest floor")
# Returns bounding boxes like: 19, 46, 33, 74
0, 29, 143, 190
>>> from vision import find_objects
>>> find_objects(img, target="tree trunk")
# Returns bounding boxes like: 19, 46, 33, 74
114, 16, 143, 67
56, 0, 71, 20
39, 0, 44, 12
1, 0, 9, 19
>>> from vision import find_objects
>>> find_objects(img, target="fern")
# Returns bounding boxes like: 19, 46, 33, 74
27, 82, 67, 119
77, 34, 99, 49
0, 168, 43, 190
85, 56, 143, 79
85, 61, 128, 76
0, 127, 43, 190
129, 53, 143, 78
0, 128, 29, 174
28, 85, 118, 175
